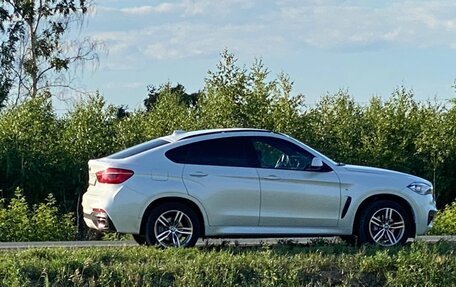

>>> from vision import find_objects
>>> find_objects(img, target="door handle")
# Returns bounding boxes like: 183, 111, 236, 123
189, 171, 208, 177
263, 175, 281, 180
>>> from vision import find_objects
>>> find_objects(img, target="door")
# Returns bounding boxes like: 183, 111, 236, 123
251, 136, 341, 227
167, 137, 261, 226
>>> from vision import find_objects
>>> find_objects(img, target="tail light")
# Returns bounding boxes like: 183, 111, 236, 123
96, 168, 134, 184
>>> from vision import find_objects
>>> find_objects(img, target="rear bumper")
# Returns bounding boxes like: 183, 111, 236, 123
82, 184, 144, 234
83, 210, 117, 232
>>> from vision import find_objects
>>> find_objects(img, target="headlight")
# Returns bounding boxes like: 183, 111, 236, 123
407, 182, 433, 195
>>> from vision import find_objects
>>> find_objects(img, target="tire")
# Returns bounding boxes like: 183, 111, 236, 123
339, 235, 357, 246
132, 234, 147, 245
145, 202, 200, 248
358, 200, 411, 247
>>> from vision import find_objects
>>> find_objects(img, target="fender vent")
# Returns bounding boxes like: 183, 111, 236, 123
341, 196, 352, 219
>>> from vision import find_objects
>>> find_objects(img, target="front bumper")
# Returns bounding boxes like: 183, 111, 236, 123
413, 193, 437, 235
428, 210, 437, 225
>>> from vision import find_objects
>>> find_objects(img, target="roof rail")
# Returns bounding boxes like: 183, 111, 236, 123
172, 130, 187, 136
179, 129, 272, 141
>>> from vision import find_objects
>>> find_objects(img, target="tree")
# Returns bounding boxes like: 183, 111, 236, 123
0, 96, 61, 204
144, 83, 200, 112
304, 90, 364, 163
199, 50, 304, 131
360, 87, 422, 173
0, 0, 99, 106
143, 88, 198, 138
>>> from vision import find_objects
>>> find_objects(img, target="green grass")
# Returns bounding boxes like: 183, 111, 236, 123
0, 240, 455, 286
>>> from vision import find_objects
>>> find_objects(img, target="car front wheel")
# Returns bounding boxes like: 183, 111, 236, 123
358, 200, 411, 247
145, 203, 200, 248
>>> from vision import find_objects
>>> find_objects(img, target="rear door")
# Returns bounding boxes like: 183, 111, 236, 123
166, 137, 261, 226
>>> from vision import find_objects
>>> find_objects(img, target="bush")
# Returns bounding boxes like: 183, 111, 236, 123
0, 188, 75, 241
428, 201, 456, 235
0, 97, 63, 204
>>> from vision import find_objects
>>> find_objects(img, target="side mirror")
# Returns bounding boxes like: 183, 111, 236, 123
310, 157, 323, 170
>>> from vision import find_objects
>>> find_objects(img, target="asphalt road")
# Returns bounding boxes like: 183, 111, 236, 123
0, 236, 455, 250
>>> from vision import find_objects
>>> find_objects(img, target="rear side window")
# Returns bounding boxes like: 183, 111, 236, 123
166, 137, 257, 168
107, 139, 169, 159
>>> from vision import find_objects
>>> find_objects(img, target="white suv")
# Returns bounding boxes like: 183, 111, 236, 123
82, 128, 437, 247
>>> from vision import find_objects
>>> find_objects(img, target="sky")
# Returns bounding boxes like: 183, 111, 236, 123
68, 0, 456, 110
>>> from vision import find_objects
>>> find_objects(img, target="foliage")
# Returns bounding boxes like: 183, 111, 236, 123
0, 96, 62, 204
144, 83, 201, 111
115, 111, 148, 149
303, 90, 365, 164
0, 188, 74, 241
0, 241, 455, 286
428, 201, 456, 235
143, 86, 198, 138
198, 50, 304, 133
61, 93, 118, 166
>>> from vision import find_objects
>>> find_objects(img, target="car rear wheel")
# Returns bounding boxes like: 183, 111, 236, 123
339, 235, 357, 245
132, 234, 147, 245
358, 200, 410, 247
145, 203, 200, 248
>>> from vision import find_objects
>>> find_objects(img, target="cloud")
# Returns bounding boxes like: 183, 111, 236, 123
88, 0, 456, 65
104, 81, 144, 89
120, 3, 177, 15
180, 0, 255, 16
276, 0, 456, 50
101, 0, 256, 17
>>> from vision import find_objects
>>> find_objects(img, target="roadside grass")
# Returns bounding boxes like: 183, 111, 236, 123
0, 240, 455, 286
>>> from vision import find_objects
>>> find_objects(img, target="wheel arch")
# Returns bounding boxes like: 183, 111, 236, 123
352, 194, 416, 238
139, 196, 206, 237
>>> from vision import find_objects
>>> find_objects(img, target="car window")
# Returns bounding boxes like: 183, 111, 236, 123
107, 139, 170, 159
251, 137, 313, 171
166, 137, 257, 168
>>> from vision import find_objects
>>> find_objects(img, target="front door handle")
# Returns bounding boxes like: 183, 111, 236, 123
189, 171, 208, 177
263, 175, 281, 180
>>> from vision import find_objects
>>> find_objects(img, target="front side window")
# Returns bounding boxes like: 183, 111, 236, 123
166, 137, 257, 168
251, 137, 314, 171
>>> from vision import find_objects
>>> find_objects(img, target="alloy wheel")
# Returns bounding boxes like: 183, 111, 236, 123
368, 207, 405, 246
154, 210, 194, 247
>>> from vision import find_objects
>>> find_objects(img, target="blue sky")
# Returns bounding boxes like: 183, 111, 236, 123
71, 0, 456, 110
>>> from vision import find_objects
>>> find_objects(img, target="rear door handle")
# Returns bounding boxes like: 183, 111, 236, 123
189, 171, 208, 177
263, 175, 281, 180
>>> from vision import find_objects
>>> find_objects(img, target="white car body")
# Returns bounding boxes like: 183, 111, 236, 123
82, 128, 437, 247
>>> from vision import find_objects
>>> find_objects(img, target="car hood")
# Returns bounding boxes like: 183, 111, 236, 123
341, 164, 431, 185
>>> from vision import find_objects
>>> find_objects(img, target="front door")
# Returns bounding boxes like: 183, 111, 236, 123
251, 136, 341, 227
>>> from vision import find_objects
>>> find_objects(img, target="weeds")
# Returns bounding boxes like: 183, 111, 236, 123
0, 188, 75, 242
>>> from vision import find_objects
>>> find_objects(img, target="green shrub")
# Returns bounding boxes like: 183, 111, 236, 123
0, 188, 75, 241
0, 97, 63, 204
0, 188, 31, 241
428, 201, 456, 235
